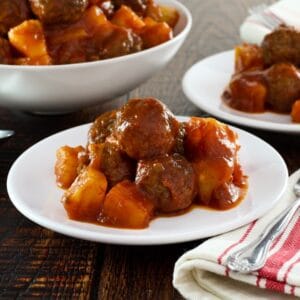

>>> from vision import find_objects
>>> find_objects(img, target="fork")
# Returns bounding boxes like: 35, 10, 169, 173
226, 177, 300, 273
0, 130, 14, 139
248, 3, 283, 30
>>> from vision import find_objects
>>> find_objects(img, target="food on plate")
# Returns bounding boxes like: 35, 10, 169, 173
0, 0, 30, 36
29, 0, 89, 25
0, 38, 12, 64
262, 26, 300, 67
114, 98, 179, 159
223, 26, 300, 122
136, 154, 196, 213
0, 0, 179, 65
55, 98, 248, 229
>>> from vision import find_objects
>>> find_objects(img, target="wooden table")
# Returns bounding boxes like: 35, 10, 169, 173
1, 0, 298, 298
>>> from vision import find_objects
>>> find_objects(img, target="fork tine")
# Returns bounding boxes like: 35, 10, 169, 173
248, 3, 281, 31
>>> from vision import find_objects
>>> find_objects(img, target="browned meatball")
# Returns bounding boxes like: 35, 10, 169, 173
262, 26, 300, 67
88, 110, 117, 144
100, 138, 136, 188
0, 38, 12, 64
113, 0, 147, 15
136, 154, 196, 213
29, 0, 89, 24
115, 98, 179, 160
0, 0, 30, 36
47, 25, 142, 64
101, 26, 142, 59
266, 63, 300, 112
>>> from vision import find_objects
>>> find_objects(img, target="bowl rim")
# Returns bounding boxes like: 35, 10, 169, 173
0, 0, 192, 71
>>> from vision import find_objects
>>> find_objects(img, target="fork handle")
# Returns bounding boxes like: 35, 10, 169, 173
227, 198, 300, 273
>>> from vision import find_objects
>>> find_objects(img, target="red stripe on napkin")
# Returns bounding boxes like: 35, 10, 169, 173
217, 220, 257, 265
265, 280, 285, 293
258, 217, 300, 291
291, 286, 295, 296
283, 256, 300, 283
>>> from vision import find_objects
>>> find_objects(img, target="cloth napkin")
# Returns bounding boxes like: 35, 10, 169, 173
173, 169, 300, 299
240, 0, 300, 45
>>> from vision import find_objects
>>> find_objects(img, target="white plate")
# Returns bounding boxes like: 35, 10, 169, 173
183, 50, 300, 133
7, 118, 288, 245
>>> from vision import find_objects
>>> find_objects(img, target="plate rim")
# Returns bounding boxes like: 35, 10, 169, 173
182, 50, 300, 133
7, 119, 288, 245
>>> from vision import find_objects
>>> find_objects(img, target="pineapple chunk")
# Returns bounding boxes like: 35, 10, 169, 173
141, 21, 172, 48
235, 44, 264, 73
8, 20, 49, 59
185, 117, 240, 206
111, 5, 145, 32
228, 76, 267, 113
63, 167, 108, 221
84, 5, 109, 32
193, 159, 234, 205
160, 5, 179, 28
55, 146, 86, 189
87, 142, 105, 170
100, 180, 154, 229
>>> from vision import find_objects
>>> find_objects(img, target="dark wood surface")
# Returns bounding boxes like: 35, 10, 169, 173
1, 0, 298, 298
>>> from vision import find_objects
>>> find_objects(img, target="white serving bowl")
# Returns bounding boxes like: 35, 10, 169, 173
0, 0, 192, 114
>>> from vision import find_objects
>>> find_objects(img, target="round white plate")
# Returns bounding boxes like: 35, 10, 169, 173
7, 117, 288, 245
183, 50, 300, 133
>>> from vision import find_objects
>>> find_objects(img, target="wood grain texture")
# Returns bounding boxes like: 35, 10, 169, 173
0, 0, 298, 299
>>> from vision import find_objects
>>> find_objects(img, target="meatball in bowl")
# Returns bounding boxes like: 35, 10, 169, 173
0, 0, 191, 114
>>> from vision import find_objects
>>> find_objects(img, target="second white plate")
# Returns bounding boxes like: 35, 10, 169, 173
7, 117, 288, 245
183, 50, 300, 133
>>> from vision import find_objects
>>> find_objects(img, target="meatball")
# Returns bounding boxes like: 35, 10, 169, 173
266, 63, 300, 112
113, 0, 148, 15
100, 138, 136, 188
0, 0, 30, 36
101, 26, 142, 59
136, 154, 196, 213
29, 0, 89, 24
88, 110, 117, 144
0, 38, 12, 64
262, 26, 300, 67
115, 98, 179, 160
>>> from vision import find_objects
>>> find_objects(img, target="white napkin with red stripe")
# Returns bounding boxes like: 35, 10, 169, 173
240, 0, 300, 45
173, 170, 300, 299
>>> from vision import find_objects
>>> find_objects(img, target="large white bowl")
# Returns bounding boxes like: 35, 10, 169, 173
0, 0, 192, 114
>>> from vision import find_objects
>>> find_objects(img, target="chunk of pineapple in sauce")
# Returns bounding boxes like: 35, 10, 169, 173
63, 167, 108, 222
99, 180, 154, 229
8, 20, 50, 60
55, 146, 86, 189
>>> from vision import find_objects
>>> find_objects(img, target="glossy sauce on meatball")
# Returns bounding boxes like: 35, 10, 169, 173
0, 38, 12, 64
29, 0, 89, 24
115, 98, 179, 160
100, 138, 136, 188
0, 0, 30, 36
88, 110, 117, 144
136, 154, 196, 213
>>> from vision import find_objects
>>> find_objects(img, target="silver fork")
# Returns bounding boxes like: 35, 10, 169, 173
226, 177, 300, 274
0, 130, 14, 139
248, 3, 282, 30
